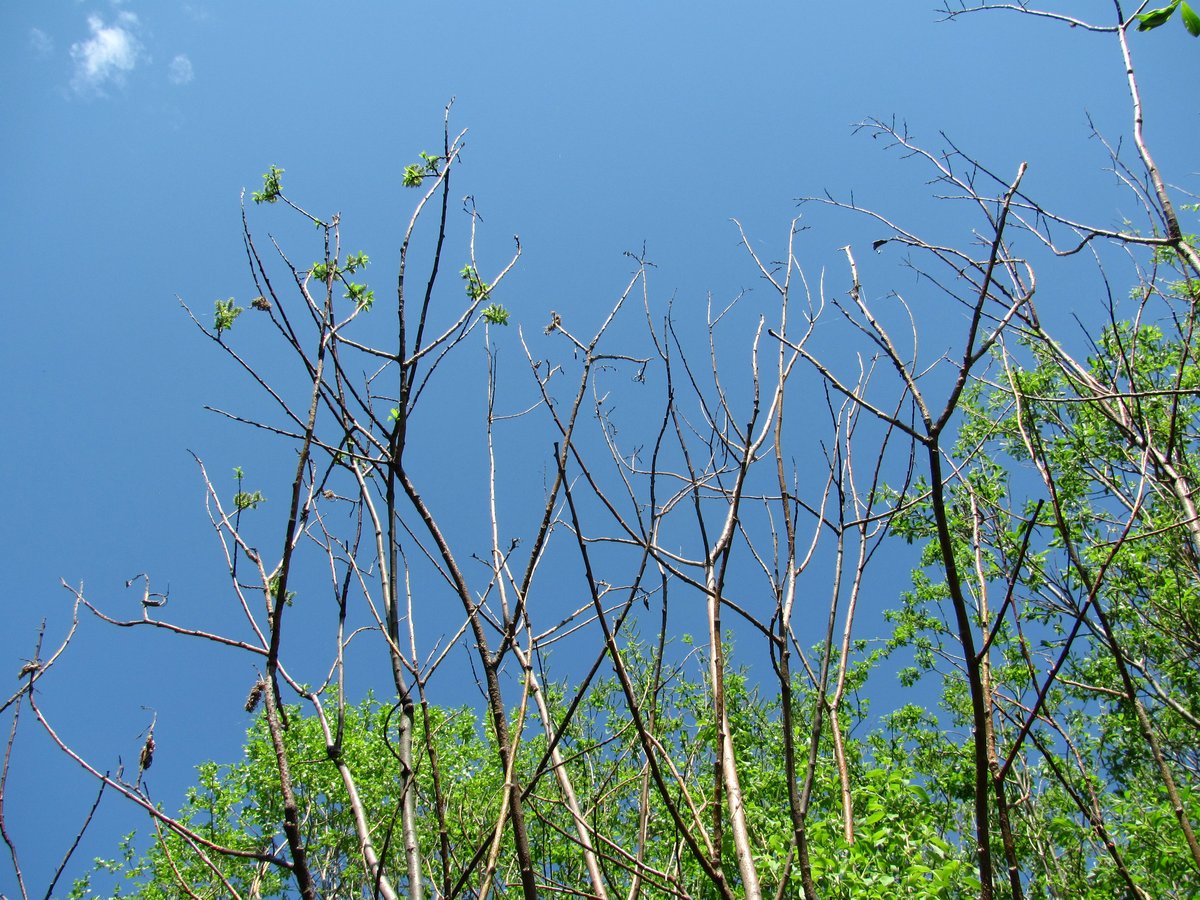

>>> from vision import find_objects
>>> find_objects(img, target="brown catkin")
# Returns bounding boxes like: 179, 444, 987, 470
245, 679, 265, 713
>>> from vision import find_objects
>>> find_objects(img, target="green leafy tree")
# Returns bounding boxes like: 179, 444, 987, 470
882, 229, 1200, 896
75, 650, 976, 899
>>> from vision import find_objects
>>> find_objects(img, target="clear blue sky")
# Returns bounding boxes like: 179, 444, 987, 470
1, 2, 1195, 895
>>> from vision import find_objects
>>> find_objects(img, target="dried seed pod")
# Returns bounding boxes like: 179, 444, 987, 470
245, 679, 265, 713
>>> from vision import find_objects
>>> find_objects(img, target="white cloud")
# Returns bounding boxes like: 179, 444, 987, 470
181, 3, 211, 23
29, 28, 54, 57
69, 12, 145, 95
168, 54, 194, 85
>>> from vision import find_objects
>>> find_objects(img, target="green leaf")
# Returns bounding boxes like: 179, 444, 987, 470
481, 303, 510, 326
1181, 1, 1200, 34
1137, 1, 1180, 30
213, 298, 243, 336
460, 264, 492, 301
344, 282, 375, 311
234, 490, 261, 510
401, 164, 424, 188
402, 152, 440, 188
233, 489, 264, 510
267, 574, 295, 605
251, 165, 284, 204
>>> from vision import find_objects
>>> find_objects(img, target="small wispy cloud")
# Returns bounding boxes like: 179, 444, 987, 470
69, 12, 145, 96
168, 54, 194, 86
181, 3, 211, 23
29, 28, 54, 58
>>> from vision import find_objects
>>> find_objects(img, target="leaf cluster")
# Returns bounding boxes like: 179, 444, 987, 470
252, 165, 285, 204
313, 251, 375, 311
1138, 0, 1200, 36
213, 297, 243, 336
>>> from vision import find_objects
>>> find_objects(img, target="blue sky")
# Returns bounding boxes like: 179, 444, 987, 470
1, 2, 1196, 895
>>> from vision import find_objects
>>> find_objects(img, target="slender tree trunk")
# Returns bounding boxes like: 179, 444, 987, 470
261, 686, 317, 900
928, 446, 995, 900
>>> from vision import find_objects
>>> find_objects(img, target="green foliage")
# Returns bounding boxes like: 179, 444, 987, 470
1152, 234, 1200, 301
72, 696, 502, 897
252, 165, 285, 204
461, 265, 509, 324
1137, 0, 1200, 36
481, 303, 510, 326
311, 251, 375, 310
343, 281, 375, 311
807, 766, 972, 897
82, 648, 978, 899
267, 573, 295, 606
883, 262, 1200, 895
401, 151, 442, 187
460, 264, 490, 300
213, 298, 243, 336
232, 467, 264, 510
1179, 0, 1198, 34
233, 490, 264, 510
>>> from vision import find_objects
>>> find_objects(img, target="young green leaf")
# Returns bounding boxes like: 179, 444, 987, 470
251, 165, 284, 204
344, 282, 375, 311
460, 264, 491, 301
401, 151, 441, 188
482, 303, 510, 326
1137, 1, 1180, 30
401, 164, 424, 188
233, 489, 264, 510
1181, 1, 1200, 35
213, 298, 243, 336
344, 251, 369, 274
